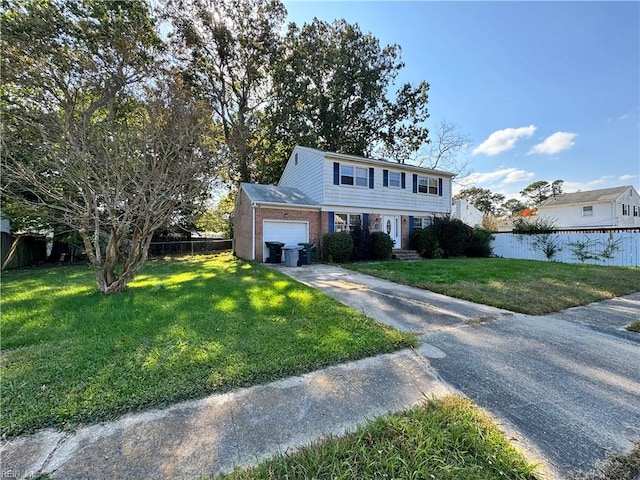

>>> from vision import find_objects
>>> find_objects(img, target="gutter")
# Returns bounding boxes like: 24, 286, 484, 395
255, 202, 322, 211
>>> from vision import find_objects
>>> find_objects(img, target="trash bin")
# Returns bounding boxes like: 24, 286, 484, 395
282, 245, 302, 267
265, 241, 285, 263
297, 242, 314, 266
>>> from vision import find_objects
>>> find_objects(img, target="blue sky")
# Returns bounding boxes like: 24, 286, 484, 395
283, 1, 640, 201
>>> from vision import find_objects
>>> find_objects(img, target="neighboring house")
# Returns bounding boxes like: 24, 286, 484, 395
234, 146, 455, 262
537, 185, 640, 228
451, 198, 484, 228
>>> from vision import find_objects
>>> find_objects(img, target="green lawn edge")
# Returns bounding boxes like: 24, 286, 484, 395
215, 395, 539, 480
346, 258, 640, 315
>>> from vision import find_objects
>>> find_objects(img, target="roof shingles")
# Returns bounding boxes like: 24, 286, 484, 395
241, 183, 320, 207
539, 186, 632, 207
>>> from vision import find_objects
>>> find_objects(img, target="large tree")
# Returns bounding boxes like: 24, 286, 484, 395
164, 0, 286, 186
2, 0, 217, 293
401, 119, 472, 176
520, 179, 564, 206
453, 187, 505, 215
270, 17, 430, 163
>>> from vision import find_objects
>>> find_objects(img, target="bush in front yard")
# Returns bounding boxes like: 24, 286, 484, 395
322, 232, 354, 263
370, 232, 394, 260
411, 228, 441, 259
350, 225, 372, 261
412, 218, 492, 258
465, 228, 494, 257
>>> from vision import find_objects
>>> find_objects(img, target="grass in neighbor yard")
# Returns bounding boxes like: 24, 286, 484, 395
347, 258, 640, 315
215, 395, 538, 480
0, 252, 415, 438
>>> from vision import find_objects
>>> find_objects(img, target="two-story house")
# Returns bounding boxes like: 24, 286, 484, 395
537, 185, 640, 228
234, 146, 454, 262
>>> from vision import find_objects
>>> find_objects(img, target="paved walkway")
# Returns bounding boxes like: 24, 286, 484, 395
3, 263, 639, 479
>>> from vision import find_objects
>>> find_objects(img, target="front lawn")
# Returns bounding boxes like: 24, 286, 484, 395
0, 253, 415, 437
217, 396, 538, 480
347, 258, 640, 315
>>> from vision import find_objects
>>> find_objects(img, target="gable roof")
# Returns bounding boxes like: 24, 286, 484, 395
292, 145, 456, 178
241, 183, 321, 208
539, 186, 634, 207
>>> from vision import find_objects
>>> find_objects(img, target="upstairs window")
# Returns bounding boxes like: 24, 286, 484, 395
418, 176, 439, 195
340, 165, 368, 187
340, 165, 354, 185
389, 171, 401, 188
582, 205, 593, 216
622, 204, 629, 216
355, 167, 368, 187
634, 206, 639, 217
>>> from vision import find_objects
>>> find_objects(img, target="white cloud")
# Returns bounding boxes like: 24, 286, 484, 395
619, 174, 636, 181
529, 131, 577, 155
472, 125, 537, 156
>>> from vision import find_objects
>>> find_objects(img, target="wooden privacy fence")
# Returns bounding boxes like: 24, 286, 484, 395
491, 228, 640, 267
1, 233, 47, 270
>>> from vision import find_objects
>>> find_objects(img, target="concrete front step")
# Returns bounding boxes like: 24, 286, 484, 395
392, 249, 422, 260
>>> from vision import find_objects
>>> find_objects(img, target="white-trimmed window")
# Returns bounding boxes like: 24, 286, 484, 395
418, 176, 439, 195
335, 213, 362, 233
582, 205, 593, 216
389, 171, 401, 188
413, 217, 433, 230
340, 165, 368, 187
634, 206, 639, 217
622, 204, 629, 216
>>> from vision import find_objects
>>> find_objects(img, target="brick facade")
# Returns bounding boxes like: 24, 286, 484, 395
233, 188, 254, 261
253, 207, 322, 263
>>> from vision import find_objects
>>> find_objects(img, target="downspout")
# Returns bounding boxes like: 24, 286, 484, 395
252, 203, 256, 261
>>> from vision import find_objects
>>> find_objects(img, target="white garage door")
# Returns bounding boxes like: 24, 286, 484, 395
263, 220, 309, 262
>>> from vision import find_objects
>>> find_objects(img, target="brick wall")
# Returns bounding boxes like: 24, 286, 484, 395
254, 207, 322, 263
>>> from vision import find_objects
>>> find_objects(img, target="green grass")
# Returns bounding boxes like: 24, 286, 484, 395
347, 258, 640, 315
0, 252, 415, 438
627, 321, 640, 333
216, 395, 538, 480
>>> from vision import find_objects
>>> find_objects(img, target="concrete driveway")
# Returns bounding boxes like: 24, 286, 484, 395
275, 263, 640, 478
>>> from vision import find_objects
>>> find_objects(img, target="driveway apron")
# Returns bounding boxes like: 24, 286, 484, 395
275, 264, 640, 478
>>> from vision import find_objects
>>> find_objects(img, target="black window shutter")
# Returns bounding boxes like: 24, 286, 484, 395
369, 168, 374, 189
438, 178, 443, 196
328, 212, 335, 233
401, 172, 406, 189
363, 213, 369, 228
383, 169, 389, 187
408, 215, 414, 237
333, 162, 340, 185
413, 174, 418, 193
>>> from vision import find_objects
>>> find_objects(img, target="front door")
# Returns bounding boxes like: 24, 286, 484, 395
382, 216, 401, 248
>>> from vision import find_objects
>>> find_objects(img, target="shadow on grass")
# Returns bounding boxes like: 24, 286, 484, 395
1, 253, 414, 437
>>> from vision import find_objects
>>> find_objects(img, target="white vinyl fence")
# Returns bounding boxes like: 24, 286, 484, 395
491, 229, 640, 267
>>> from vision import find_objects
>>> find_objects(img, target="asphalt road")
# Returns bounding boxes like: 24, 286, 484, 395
419, 313, 640, 477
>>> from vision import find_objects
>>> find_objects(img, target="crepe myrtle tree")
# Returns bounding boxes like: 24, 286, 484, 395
1, 0, 218, 293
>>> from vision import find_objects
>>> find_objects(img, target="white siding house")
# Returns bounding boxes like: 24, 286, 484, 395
279, 146, 454, 249
235, 146, 455, 260
537, 185, 640, 228
452, 199, 484, 227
